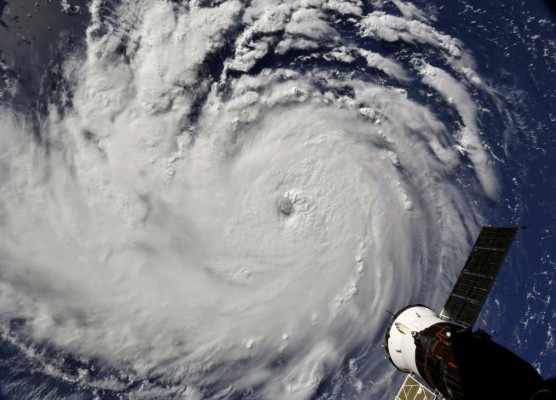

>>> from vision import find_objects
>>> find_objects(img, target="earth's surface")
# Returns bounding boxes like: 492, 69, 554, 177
0, 0, 554, 399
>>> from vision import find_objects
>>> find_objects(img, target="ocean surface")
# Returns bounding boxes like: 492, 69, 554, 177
0, 0, 554, 399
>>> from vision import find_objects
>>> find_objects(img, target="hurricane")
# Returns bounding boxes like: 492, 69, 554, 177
0, 0, 534, 399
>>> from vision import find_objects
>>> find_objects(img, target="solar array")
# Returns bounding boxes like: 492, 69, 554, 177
440, 227, 521, 328
395, 375, 438, 400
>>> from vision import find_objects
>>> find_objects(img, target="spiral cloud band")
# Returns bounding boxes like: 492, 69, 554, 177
0, 0, 502, 398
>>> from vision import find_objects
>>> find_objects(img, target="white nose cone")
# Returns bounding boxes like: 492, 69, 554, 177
385, 305, 443, 375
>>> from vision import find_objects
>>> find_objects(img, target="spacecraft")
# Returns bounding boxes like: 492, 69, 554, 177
384, 226, 556, 400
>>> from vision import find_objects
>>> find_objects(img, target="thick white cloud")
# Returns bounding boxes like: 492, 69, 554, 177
0, 0, 503, 399
359, 11, 463, 57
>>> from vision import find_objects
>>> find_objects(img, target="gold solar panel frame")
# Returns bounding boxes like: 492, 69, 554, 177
395, 375, 438, 400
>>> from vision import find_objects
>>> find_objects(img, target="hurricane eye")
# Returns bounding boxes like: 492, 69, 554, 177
277, 196, 294, 217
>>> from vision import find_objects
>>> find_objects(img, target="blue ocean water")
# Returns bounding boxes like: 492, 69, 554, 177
436, 0, 556, 379
0, 0, 554, 399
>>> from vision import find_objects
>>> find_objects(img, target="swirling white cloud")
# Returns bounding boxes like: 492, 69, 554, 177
0, 0, 503, 398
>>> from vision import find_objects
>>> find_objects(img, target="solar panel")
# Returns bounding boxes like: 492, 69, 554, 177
395, 374, 438, 400
440, 226, 521, 328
